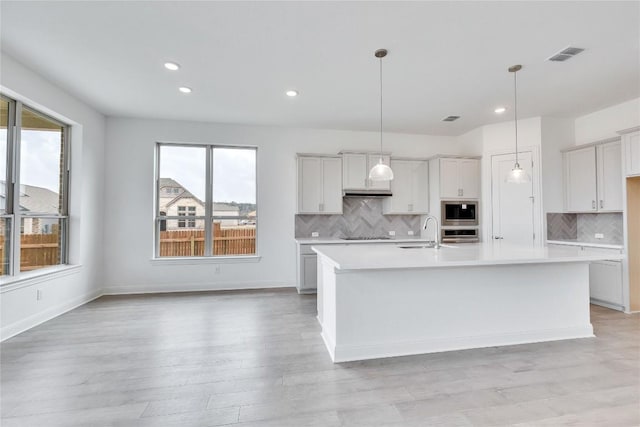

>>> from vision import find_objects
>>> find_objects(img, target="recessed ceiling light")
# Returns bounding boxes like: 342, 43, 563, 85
286, 90, 299, 97
164, 62, 180, 71
178, 87, 192, 94
494, 106, 507, 114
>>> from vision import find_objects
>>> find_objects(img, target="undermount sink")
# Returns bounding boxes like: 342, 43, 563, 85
398, 244, 456, 249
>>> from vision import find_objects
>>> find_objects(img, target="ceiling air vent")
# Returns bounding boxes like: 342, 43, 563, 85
547, 46, 585, 62
442, 115, 460, 122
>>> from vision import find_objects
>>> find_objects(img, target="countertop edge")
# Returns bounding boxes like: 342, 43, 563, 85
546, 240, 624, 250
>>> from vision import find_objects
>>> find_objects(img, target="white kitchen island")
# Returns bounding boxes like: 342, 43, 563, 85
313, 242, 623, 363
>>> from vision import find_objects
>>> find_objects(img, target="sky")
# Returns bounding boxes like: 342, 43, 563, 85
0, 129, 62, 193
160, 146, 256, 204
0, 129, 257, 206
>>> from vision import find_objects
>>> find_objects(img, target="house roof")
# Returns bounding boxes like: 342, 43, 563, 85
159, 177, 205, 209
213, 203, 239, 212
0, 181, 60, 213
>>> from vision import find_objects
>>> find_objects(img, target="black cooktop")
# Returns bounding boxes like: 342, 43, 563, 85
341, 236, 391, 240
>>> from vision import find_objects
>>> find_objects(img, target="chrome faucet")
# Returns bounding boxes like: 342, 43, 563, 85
422, 214, 441, 249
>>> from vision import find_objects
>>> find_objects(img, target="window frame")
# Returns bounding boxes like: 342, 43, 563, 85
154, 142, 257, 259
1, 94, 71, 278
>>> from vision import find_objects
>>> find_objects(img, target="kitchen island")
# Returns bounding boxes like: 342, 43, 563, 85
313, 242, 623, 363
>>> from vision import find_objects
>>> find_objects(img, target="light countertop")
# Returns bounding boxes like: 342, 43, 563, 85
312, 242, 624, 271
546, 240, 624, 250
296, 236, 429, 245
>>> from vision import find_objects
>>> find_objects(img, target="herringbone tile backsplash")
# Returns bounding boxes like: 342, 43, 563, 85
547, 212, 623, 244
295, 197, 421, 238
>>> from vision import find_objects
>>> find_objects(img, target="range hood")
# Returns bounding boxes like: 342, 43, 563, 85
343, 190, 392, 198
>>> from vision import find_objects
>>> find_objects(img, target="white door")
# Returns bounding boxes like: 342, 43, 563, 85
597, 142, 623, 211
411, 161, 429, 213
565, 147, 597, 212
386, 160, 413, 213
298, 157, 322, 213
491, 152, 535, 245
440, 158, 460, 198
459, 159, 480, 199
624, 131, 640, 176
322, 158, 343, 214
342, 154, 368, 190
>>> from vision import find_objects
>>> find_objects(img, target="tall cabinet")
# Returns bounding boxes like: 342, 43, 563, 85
564, 140, 622, 212
297, 155, 343, 214
383, 159, 429, 214
341, 152, 392, 192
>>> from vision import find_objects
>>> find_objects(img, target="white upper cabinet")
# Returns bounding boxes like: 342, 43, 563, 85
596, 142, 623, 211
440, 158, 479, 199
622, 130, 640, 177
342, 152, 391, 191
564, 141, 622, 212
383, 159, 429, 214
297, 155, 343, 214
565, 146, 598, 212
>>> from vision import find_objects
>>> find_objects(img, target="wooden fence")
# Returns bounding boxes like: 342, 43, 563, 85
0, 224, 255, 275
0, 232, 60, 274
159, 223, 256, 257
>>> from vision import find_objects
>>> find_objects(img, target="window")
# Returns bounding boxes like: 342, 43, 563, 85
155, 144, 256, 258
0, 95, 70, 277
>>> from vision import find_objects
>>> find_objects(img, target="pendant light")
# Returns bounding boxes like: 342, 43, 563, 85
369, 48, 394, 181
506, 64, 531, 184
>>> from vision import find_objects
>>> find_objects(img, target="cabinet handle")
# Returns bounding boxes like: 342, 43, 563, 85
494, 236, 503, 240
592, 200, 596, 209
600, 200, 603, 209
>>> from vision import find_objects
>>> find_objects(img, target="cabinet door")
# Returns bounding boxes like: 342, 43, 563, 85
459, 159, 479, 199
342, 154, 368, 190
384, 160, 413, 213
298, 157, 322, 213
589, 261, 623, 307
565, 147, 597, 212
411, 160, 429, 213
440, 158, 460, 198
367, 154, 391, 190
597, 142, 623, 211
322, 158, 343, 214
624, 131, 640, 176
301, 254, 318, 292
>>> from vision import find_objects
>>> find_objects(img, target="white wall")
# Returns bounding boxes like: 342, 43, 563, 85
574, 98, 640, 145
103, 118, 461, 294
0, 53, 106, 340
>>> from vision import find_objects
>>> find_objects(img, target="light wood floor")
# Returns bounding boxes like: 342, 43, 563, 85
1, 289, 639, 426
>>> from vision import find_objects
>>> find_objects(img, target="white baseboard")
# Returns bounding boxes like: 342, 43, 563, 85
327, 325, 595, 363
1, 289, 103, 342
102, 281, 296, 295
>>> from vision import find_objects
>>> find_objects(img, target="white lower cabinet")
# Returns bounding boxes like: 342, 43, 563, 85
589, 260, 624, 309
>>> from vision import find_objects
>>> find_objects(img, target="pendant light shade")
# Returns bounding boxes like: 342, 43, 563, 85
369, 48, 394, 181
369, 158, 394, 181
506, 64, 531, 184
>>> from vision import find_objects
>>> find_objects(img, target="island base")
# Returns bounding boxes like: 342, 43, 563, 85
318, 261, 594, 363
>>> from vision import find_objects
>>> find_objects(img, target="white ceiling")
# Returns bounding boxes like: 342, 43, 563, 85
1, 1, 638, 136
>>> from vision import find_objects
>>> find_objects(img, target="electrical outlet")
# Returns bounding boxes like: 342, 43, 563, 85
595, 233, 604, 239
311, 232, 319, 238
36, 289, 43, 301
214, 265, 221, 274
407, 231, 414, 236
388, 231, 396, 236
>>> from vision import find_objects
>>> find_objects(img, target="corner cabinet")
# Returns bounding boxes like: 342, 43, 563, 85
297, 155, 343, 214
342, 152, 391, 191
621, 129, 640, 177
564, 141, 622, 212
383, 159, 429, 214
439, 158, 480, 199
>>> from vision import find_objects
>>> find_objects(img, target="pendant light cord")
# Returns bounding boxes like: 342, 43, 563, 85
379, 56, 383, 157
513, 70, 519, 166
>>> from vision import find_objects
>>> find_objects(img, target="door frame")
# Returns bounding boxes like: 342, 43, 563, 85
484, 146, 543, 246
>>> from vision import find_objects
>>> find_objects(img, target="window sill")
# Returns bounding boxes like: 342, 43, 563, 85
149, 255, 262, 266
1, 264, 82, 293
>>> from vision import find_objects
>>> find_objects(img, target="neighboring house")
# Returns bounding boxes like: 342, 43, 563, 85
158, 178, 240, 230
0, 181, 60, 235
